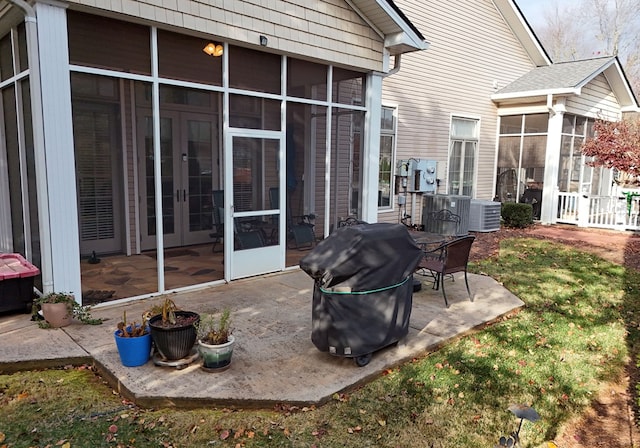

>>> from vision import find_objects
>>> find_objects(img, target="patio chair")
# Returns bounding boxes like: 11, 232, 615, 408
235, 228, 266, 249
415, 234, 476, 307
269, 187, 316, 250
337, 217, 367, 228
424, 209, 461, 236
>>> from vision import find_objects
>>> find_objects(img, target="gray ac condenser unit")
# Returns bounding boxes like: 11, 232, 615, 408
421, 194, 471, 235
469, 199, 501, 232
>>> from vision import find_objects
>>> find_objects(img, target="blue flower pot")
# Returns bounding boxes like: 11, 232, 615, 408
114, 326, 152, 367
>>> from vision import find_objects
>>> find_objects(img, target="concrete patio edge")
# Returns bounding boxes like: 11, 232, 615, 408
0, 270, 525, 409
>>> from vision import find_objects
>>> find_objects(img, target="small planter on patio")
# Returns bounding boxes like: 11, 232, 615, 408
196, 309, 235, 372
148, 297, 199, 362
35, 292, 104, 328
114, 312, 152, 367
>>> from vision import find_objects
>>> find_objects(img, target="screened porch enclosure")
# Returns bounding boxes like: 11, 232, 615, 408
63, 10, 368, 302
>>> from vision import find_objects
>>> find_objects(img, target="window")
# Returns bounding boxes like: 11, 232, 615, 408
448, 117, 478, 196
378, 106, 396, 209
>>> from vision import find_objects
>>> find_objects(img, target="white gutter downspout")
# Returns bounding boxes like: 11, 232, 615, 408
7, 0, 53, 294
374, 54, 402, 78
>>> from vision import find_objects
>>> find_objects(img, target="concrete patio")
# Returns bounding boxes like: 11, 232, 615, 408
0, 269, 523, 409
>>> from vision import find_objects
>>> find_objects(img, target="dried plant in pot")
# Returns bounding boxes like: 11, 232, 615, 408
114, 311, 152, 367
147, 296, 199, 361
196, 308, 235, 372
34, 292, 104, 328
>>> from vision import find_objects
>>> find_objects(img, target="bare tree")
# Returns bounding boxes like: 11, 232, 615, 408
531, 0, 640, 95
538, 2, 587, 61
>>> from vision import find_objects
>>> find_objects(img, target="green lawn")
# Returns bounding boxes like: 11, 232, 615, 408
1, 237, 638, 447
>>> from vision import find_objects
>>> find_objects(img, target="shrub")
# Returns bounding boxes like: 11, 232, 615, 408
501, 202, 533, 228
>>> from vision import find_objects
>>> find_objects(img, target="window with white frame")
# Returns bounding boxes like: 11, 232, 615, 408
378, 106, 396, 209
448, 117, 478, 196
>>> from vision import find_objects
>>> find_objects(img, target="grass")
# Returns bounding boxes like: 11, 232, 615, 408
1, 237, 639, 447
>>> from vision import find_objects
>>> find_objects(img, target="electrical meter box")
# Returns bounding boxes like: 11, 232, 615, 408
396, 159, 410, 177
408, 159, 437, 193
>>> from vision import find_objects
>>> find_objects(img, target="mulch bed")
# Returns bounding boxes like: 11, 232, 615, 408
469, 224, 640, 272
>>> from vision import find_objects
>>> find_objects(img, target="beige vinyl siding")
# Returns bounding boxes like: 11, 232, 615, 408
66, 0, 384, 71
379, 0, 538, 223
566, 74, 621, 121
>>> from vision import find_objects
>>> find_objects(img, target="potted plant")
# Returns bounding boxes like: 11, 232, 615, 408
35, 292, 103, 328
148, 296, 199, 361
114, 311, 152, 367
196, 308, 235, 371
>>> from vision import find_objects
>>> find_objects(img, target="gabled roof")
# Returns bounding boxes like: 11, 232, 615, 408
493, 0, 552, 67
492, 56, 639, 111
348, 0, 429, 55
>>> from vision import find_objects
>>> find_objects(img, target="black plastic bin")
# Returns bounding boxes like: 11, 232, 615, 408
0, 253, 40, 314
300, 223, 423, 366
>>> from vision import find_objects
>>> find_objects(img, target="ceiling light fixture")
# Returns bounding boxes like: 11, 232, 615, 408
203, 43, 223, 57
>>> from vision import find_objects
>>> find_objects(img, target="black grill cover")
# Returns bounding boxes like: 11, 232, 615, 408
300, 223, 424, 357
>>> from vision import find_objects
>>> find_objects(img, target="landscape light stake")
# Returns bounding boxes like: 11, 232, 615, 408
495, 404, 540, 447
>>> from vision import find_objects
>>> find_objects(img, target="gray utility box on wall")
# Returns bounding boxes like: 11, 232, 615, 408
469, 199, 502, 232
422, 194, 471, 235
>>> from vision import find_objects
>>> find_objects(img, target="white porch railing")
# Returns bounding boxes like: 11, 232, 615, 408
556, 191, 640, 230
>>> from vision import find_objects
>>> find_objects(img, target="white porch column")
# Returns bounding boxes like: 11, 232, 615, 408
540, 98, 565, 224
362, 72, 382, 223
34, 2, 82, 299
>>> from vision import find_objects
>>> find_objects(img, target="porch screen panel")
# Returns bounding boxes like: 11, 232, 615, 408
229, 46, 280, 94
75, 111, 110, 237
143, 117, 175, 236
73, 104, 122, 255
0, 33, 12, 82
67, 10, 151, 75
187, 120, 213, 232
496, 136, 520, 202
290, 103, 327, 238
330, 108, 364, 225
287, 58, 327, 101
229, 95, 280, 131
21, 79, 41, 283
157, 30, 222, 86
332, 68, 365, 105
17, 23, 28, 73
558, 135, 573, 191
2, 85, 25, 254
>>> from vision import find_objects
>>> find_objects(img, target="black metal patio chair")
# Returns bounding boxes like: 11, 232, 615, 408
415, 234, 476, 307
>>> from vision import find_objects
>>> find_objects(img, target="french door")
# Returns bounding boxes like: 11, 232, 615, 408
224, 130, 285, 279
74, 102, 123, 256
139, 111, 218, 250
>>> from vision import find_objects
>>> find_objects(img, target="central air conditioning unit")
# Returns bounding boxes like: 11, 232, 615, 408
469, 199, 501, 232
422, 194, 471, 235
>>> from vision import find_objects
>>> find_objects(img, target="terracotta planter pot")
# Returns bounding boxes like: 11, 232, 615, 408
197, 335, 235, 372
41, 302, 72, 328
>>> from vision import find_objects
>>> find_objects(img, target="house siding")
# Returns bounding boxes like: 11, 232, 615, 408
65, 0, 385, 71
378, 0, 538, 224
566, 74, 621, 121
